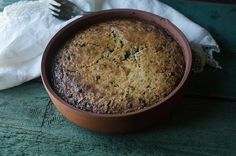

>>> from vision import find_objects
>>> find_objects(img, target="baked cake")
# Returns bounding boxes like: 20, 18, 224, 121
51, 19, 185, 114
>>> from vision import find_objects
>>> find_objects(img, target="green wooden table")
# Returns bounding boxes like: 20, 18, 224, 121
1, 1, 236, 155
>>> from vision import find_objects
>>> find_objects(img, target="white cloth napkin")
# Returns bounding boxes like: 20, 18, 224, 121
0, 0, 221, 90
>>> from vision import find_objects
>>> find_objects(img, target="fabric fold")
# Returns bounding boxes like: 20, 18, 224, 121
0, 0, 221, 90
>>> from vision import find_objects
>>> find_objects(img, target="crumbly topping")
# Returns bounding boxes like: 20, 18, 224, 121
51, 19, 185, 114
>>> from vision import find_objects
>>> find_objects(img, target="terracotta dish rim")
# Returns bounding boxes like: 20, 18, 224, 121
41, 9, 192, 118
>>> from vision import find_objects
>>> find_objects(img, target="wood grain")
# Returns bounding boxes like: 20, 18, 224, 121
0, 82, 236, 155
192, 0, 236, 3
0, 1, 236, 155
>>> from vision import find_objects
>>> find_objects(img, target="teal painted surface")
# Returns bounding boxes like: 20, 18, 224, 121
1, 82, 236, 155
163, 0, 236, 97
164, 0, 236, 53
0, 1, 236, 155
0, 0, 20, 11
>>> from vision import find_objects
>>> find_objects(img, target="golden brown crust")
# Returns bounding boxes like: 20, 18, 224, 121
51, 19, 185, 114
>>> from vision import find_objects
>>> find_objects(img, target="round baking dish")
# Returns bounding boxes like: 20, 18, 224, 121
41, 9, 192, 133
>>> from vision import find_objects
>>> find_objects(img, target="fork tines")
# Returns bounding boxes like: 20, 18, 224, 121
49, 0, 61, 17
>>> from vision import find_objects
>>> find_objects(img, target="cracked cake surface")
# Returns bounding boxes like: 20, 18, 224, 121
51, 19, 185, 114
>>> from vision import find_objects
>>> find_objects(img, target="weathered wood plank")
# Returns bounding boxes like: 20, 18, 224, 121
0, 1, 236, 155
163, 0, 236, 97
187, 54, 236, 97
0, 82, 235, 155
164, 0, 236, 53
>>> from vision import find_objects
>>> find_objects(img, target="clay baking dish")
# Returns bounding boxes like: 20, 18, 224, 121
41, 9, 192, 133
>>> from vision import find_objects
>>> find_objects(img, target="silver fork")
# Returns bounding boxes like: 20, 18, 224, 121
49, 0, 91, 20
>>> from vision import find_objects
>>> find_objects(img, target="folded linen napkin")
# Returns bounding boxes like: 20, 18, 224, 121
0, 0, 221, 90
